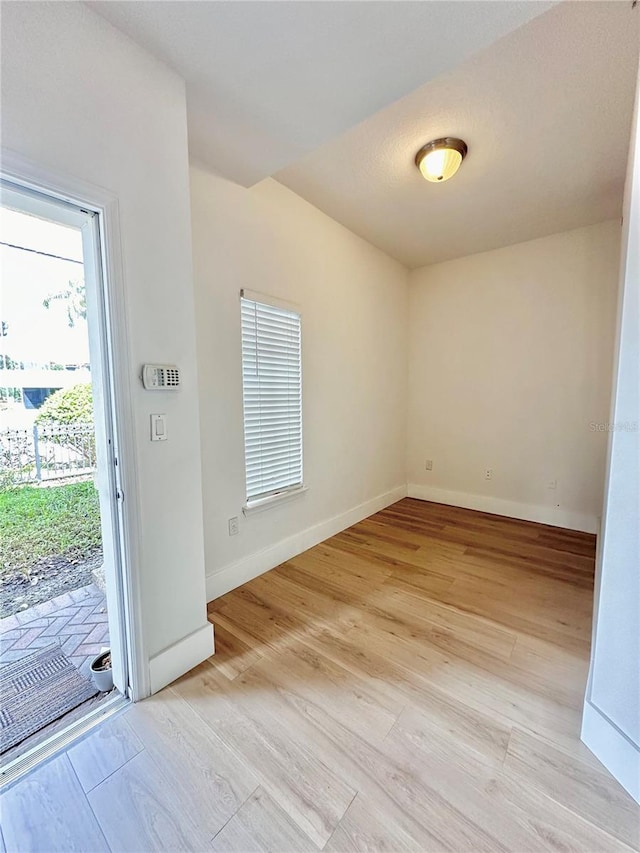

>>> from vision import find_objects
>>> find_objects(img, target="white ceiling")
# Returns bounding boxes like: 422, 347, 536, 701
90, 1, 552, 187
277, 2, 640, 268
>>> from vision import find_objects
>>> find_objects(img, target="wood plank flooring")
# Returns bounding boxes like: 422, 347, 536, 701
2, 499, 639, 852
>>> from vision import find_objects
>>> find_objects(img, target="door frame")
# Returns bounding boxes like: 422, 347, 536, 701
1, 149, 148, 701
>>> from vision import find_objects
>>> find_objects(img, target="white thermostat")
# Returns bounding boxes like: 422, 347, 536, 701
142, 364, 181, 390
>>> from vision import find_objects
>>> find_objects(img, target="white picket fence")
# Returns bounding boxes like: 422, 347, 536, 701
0, 424, 96, 484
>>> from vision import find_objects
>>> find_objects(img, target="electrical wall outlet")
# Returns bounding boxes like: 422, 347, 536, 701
425, 459, 433, 471
484, 468, 493, 481
228, 516, 239, 536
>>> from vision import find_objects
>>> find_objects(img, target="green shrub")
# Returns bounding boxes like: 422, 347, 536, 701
36, 383, 94, 427
35, 383, 95, 461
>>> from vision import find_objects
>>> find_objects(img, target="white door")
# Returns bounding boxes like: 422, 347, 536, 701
0, 179, 131, 697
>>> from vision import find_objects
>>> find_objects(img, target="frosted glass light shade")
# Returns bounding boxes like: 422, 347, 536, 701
415, 138, 468, 183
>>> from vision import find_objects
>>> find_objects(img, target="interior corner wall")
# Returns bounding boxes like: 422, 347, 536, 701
406, 221, 621, 533
1, 2, 210, 688
582, 70, 640, 804
190, 166, 408, 598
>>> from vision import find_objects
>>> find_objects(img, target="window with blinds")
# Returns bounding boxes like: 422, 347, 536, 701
240, 290, 303, 504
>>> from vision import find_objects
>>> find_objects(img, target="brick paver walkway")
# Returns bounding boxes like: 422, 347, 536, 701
0, 584, 109, 679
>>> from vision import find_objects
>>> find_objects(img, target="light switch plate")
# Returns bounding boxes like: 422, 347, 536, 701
150, 413, 167, 441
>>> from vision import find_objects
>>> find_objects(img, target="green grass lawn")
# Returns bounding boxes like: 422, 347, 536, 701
0, 481, 102, 577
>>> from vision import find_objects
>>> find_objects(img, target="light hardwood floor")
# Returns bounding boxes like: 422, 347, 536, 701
2, 499, 639, 852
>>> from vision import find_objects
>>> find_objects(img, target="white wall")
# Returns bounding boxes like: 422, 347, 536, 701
406, 221, 621, 532
582, 73, 640, 803
1, 2, 211, 690
190, 167, 408, 597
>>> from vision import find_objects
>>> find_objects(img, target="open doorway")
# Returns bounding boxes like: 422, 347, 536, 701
0, 181, 130, 768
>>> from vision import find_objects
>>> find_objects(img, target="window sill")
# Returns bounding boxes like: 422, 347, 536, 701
243, 486, 308, 516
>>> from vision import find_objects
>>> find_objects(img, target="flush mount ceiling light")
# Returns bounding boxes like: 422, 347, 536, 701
415, 137, 468, 183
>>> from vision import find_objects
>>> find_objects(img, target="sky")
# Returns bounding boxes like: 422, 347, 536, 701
0, 206, 90, 366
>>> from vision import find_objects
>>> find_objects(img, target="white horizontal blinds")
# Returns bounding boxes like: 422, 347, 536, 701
241, 294, 302, 503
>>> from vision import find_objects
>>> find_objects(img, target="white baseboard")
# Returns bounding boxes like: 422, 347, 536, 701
148, 622, 215, 694
206, 485, 407, 601
582, 700, 640, 803
407, 484, 597, 533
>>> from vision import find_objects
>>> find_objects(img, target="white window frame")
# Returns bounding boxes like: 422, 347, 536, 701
240, 288, 305, 513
